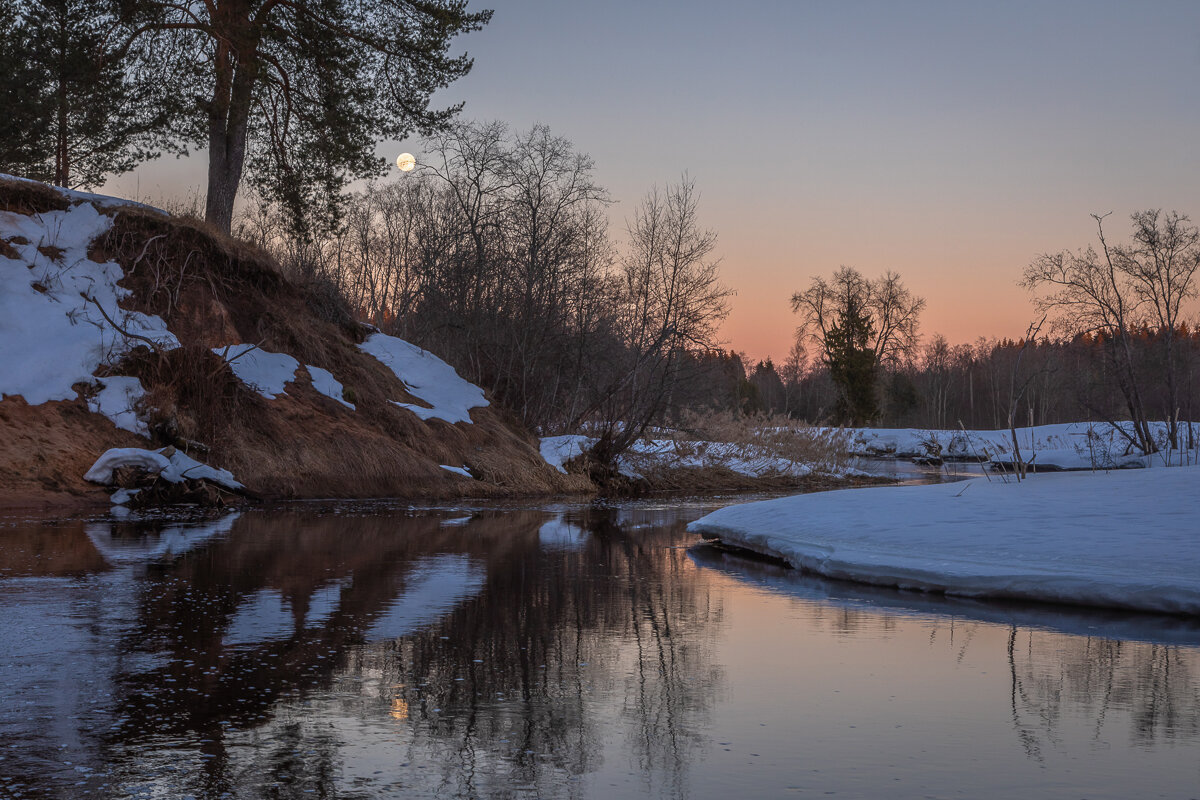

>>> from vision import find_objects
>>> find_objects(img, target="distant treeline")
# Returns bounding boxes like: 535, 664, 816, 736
735, 328, 1200, 439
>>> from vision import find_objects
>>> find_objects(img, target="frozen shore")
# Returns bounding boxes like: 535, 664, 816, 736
688, 467, 1200, 615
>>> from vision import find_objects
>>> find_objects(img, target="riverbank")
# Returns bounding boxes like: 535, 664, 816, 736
0, 175, 589, 508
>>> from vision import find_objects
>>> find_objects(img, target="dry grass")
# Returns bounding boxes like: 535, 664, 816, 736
636, 409, 853, 477
0, 176, 69, 215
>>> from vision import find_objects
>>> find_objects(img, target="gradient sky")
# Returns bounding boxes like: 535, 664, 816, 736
104, 1, 1200, 362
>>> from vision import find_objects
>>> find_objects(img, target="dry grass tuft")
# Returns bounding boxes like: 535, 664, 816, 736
0, 176, 69, 215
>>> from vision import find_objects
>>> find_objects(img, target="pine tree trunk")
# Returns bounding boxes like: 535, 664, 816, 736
204, 34, 258, 234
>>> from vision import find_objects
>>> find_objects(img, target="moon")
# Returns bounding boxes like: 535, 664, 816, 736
396, 153, 416, 172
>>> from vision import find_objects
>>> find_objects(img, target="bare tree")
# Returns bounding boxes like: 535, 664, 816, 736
585, 178, 733, 469
1117, 210, 1200, 447
1024, 214, 1157, 453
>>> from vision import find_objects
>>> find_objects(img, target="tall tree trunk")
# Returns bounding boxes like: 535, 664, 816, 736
204, 33, 258, 234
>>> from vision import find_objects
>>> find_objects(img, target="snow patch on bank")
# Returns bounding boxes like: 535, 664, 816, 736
84, 446, 243, 490
213, 345, 299, 399
359, 333, 488, 424
689, 467, 1200, 614
306, 364, 353, 408
0, 199, 178, 404
87, 376, 149, 436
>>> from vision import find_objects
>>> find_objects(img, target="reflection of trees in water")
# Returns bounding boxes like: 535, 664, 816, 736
1007, 627, 1200, 759
72, 506, 725, 798
318, 508, 726, 798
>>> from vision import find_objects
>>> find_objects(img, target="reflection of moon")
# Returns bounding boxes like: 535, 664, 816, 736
396, 153, 416, 172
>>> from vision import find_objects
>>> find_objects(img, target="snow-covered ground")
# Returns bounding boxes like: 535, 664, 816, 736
538, 433, 843, 479
844, 422, 1197, 470
688, 467, 1200, 614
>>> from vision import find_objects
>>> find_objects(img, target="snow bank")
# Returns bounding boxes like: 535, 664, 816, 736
440, 465, 472, 478
358, 333, 488, 424
213, 345, 299, 399
689, 467, 1200, 615
0, 200, 178, 404
84, 446, 243, 490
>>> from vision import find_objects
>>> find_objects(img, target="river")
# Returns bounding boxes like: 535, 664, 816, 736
1, 494, 1198, 798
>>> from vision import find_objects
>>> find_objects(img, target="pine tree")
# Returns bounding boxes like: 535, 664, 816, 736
0, 0, 181, 188
116, 0, 492, 235
825, 295, 878, 425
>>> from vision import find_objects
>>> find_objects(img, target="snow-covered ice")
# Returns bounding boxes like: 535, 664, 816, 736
358, 333, 488, 424
213, 345, 299, 399
689, 467, 1200, 614
0, 199, 178, 404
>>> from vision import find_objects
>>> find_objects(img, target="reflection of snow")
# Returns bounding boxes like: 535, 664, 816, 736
304, 581, 346, 628
224, 589, 293, 647
365, 555, 484, 642
538, 517, 588, 551
85, 513, 240, 566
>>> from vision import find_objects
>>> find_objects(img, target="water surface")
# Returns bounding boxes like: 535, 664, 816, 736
2, 500, 1199, 799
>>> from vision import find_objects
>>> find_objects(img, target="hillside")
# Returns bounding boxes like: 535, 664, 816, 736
0, 176, 591, 508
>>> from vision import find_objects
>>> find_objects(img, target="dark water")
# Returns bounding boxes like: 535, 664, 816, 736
2, 499, 1199, 799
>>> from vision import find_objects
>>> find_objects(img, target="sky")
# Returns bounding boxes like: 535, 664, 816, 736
104, 0, 1200, 362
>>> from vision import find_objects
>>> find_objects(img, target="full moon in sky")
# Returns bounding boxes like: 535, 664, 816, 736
396, 153, 416, 172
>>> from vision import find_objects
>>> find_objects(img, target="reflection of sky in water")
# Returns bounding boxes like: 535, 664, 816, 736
365, 554, 485, 641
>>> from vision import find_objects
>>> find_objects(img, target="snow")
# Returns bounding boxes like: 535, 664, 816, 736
83, 447, 170, 482
358, 333, 488, 424
843, 421, 1195, 469
83, 446, 243, 490
440, 465, 472, 478
87, 376, 148, 436
540, 435, 590, 474
306, 364, 354, 409
0, 199, 178, 404
688, 467, 1200, 615
213, 345, 299, 399
538, 433, 822, 478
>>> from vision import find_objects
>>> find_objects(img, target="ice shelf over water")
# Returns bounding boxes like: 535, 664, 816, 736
688, 466, 1200, 614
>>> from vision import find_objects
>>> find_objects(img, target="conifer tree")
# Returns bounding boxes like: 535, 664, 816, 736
117, 0, 492, 235
0, 0, 181, 188
825, 295, 878, 425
